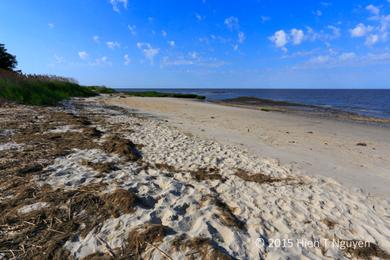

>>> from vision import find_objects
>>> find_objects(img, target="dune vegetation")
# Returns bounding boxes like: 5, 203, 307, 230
0, 70, 99, 106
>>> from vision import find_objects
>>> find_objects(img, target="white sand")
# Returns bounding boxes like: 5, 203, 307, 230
34, 97, 390, 259
107, 96, 390, 198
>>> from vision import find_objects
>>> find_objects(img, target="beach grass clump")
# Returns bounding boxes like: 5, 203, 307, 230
0, 70, 97, 105
126, 91, 206, 100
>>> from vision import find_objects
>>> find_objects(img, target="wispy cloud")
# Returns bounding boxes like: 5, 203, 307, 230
224, 16, 239, 31
106, 41, 120, 49
128, 25, 136, 36
366, 4, 380, 15
48, 23, 54, 29
350, 23, 373, 37
195, 13, 205, 21
93, 35, 100, 43
238, 31, 246, 44
110, 0, 128, 12
136, 42, 159, 64
53, 54, 64, 64
313, 10, 322, 17
90, 56, 112, 66
260, 16, 270, 23
161, 53, 228, 68
124, 54, 130, 65
168, 40, 175, 47
78, 51, 88, 60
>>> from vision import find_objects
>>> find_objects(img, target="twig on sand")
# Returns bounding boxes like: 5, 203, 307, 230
145, 241, 173, 260
96, 235, 116, 257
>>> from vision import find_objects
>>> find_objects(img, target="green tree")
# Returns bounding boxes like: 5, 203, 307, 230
0, 43, 17, 71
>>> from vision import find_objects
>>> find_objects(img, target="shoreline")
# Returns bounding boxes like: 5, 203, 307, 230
212, 96, 390, 125
118, 89, 390, 124
106, 95, 390, 198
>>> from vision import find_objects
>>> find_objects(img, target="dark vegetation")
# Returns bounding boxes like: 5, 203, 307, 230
0, 43, 17, 71
0, 43, 117, 106
125, 90, 206, 100
86, 85, 116, 94
0, 70, 98, 105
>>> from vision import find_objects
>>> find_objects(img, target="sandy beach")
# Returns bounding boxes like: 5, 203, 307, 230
107, 96, 390, 198
1, 96, 390, 259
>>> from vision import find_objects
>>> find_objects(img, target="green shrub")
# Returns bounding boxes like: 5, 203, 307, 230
0, 70, 96, 106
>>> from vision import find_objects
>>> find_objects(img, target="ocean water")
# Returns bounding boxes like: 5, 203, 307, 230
121, 89, 390, 119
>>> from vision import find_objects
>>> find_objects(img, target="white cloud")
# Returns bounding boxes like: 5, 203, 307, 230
350, 23, 373, 37
224, 16, 239, 31
290, 29, 304, 45
366, 4, 380, 15
238, 31, 246, 44
48, 23, 54, 29
161, 30, 167, 37
128, 25, 136, 36
93, 35, 99, 43
339, 52, 356, 61
78, 51, 88, 60
124, 54, 130, 65
269, 30, 288, 51
137, 42, 159, 64
365, 34, 379, 46
110, 0, 128, 12
106, 41, 120, 49
168, 40, 175, 47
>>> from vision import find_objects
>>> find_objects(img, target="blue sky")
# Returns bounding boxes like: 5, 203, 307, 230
1, 0, 390, 88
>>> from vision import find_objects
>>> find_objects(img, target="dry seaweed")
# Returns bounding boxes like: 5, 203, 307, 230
171, 234, 233, 260
190, 168, 224, 182
340, 239, 390, 259
103, 135, 142, 161
235, 169, 301, 185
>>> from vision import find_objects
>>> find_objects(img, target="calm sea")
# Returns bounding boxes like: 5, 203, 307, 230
120, 89, 390, 119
